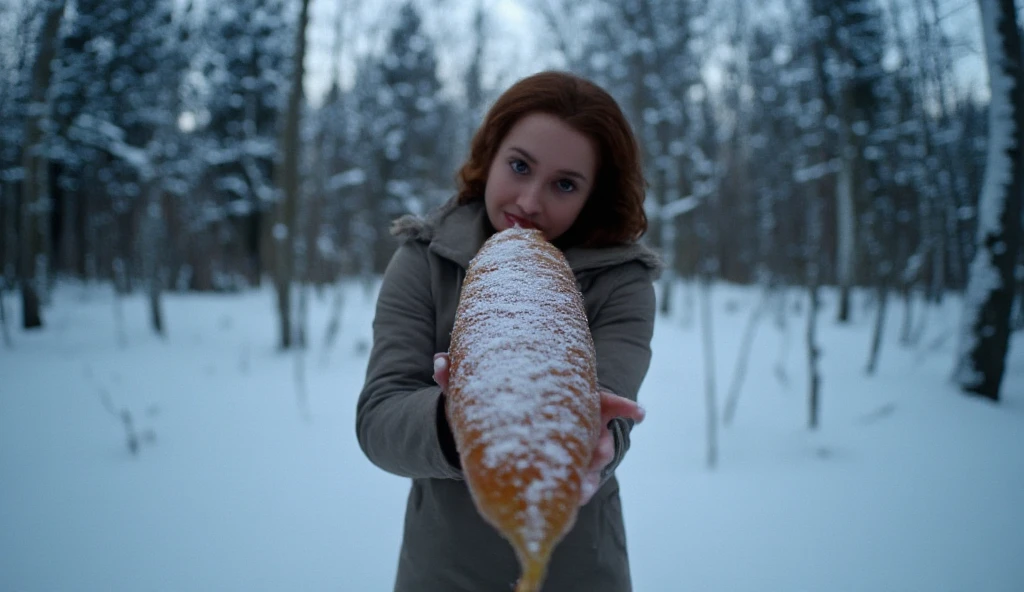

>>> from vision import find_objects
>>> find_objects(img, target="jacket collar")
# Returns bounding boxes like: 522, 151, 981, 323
391, 198, 663, 277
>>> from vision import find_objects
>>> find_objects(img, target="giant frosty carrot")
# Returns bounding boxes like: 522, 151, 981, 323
446, 227, 602, 592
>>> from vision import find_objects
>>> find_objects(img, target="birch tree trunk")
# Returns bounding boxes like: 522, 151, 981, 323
807, 278, 822, 429
954, 0, 1023, 401
807, 183, 825, 429
273, 0, 310, 350
806, 193, 823, 428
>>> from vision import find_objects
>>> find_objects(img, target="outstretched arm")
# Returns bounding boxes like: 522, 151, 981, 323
587, 262, 657, 488
356, 243, 463, 480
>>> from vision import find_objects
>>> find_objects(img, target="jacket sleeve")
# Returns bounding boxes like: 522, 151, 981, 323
589, 262, 657, 484
356, 241, 463, 480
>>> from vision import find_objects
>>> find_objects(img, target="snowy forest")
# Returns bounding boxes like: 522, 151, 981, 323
0, 0, 1021, 399
2, 1, 1024, 590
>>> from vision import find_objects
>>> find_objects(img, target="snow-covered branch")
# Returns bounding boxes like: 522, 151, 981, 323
793, 158, 841, 184
69, 113, 155, 179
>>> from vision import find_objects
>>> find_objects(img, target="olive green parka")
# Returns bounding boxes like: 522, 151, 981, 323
357, 199, 661, 591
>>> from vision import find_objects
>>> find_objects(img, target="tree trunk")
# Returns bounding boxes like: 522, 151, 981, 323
698, 276, 718, 469
659, 213, 676, 316
835, 143, 856, 323
0, 281, 12, 347
58, 189, 79, 278
273, 0, 311, 350
19, 0, 66, 329
320, 280, 345, 364
722, 287, 769, 425
807, 281, 822, 429
1015, 266, 1024, 331
149, 286, 163, 335
143, 186, 166, 336
866, 277, 890, 375
899, 285, 915, 346
113, 257, 128, 347
954, 0, 1023, 401
807, 190, 825, 430
3, 182, 16, 281
1013, 276, 1023, 331
83, 189, 99, 282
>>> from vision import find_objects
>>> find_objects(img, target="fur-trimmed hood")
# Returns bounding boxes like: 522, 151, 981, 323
390, 197, 664, 279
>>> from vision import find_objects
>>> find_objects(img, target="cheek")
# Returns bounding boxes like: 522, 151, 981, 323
482, 161, 504, 202
560, 195, 589, 222
483, 180, 500, 211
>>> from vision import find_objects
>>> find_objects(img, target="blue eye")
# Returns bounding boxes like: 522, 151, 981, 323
509, 159, 529, 175
556, 179, 577, 193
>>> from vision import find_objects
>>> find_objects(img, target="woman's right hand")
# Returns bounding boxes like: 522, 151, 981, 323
433, 352, 450, 394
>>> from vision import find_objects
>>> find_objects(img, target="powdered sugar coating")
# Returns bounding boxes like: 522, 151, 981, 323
447, 227, 601, 562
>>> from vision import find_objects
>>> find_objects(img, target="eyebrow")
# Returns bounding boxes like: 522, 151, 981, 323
509, 147, 589, 182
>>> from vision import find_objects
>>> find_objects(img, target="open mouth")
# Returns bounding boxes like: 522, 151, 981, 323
504, 213, 537, 231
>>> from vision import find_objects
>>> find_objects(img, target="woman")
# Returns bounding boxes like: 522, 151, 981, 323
356, 70, 661, 591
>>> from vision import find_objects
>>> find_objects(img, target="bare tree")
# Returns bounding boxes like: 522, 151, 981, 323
0, 13, 19, 344
317, 0, 359, 358
273, 0, 311, 350
808, 0, 886, 324
954, 0, 1023, 401
19, 0, 66, 329
722, 289, 770, 425
698, 277, 718, 468
806, 197, 824, 430
141, 1, 187, 338
865, 264, 891, 375
0, 274, 11, 346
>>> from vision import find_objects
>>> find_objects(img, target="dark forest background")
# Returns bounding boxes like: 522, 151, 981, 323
2, 0, 1021, 397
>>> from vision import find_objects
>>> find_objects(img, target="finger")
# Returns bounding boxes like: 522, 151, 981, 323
599, 391, 646, 425
433, 353, 450, 392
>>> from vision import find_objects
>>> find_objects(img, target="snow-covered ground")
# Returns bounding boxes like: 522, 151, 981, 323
2, 280, 1022, 591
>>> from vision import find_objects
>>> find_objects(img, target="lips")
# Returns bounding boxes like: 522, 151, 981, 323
504, 213, 537, 230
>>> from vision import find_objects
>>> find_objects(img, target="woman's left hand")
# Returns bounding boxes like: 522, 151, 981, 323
579, 391, 646, 507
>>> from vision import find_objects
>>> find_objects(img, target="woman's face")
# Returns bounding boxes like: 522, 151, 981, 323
483, 112, 597, 242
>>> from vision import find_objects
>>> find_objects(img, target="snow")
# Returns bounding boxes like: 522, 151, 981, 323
1, 280, 1023, 592
326, 168, 366, 191
70, 114, 154, 179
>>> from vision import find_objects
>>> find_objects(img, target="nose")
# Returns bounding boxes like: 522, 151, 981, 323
517, 181, 543, 215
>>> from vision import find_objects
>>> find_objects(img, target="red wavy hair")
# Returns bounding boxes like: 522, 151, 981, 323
456, 71, 648, 247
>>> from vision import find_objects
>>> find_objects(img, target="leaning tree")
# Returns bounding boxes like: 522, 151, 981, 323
954, 0, 1023, 401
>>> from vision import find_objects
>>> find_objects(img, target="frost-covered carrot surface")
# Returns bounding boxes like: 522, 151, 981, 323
447, 228, 601, 591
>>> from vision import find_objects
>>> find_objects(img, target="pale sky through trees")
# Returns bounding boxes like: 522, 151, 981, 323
0, 0, 992, 104
304, 0, 538, 105
299, 0, 992, 106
